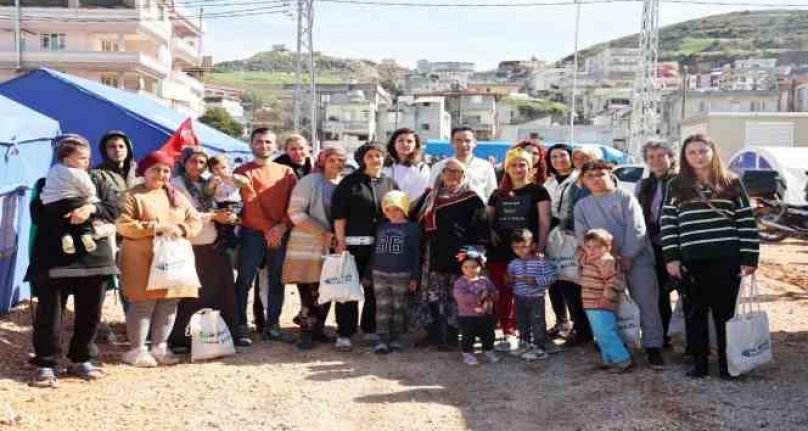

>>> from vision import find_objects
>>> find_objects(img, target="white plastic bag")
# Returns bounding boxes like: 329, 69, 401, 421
146, 236, 200, 290
318, 251, 364, 304
726, 275, 773, 376
668, 296, 685, 340
616, 289, 641, 347
186, 308, 236, 362
545, 227, 580, 282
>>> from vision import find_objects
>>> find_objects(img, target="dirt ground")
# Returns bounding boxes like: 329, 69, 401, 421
1, 241, 806, 431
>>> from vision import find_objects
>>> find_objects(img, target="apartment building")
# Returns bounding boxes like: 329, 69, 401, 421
0, 0, 207, 115
387, 95, 451, 141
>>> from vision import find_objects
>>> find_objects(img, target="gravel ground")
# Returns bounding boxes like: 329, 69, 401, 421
1, 241, 806, 431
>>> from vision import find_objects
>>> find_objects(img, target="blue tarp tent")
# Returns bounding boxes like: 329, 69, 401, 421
0, 68, 250, 164
0, 95, 61, 314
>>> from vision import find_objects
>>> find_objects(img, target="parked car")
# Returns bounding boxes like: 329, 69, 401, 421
613, 164, 648, 194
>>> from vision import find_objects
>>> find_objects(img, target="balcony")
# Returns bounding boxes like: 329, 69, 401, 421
161, 71, 204, 115
0, 50, 170, 77
172, 37, 200, 66
324, 120, 373, 135
170, 2, 203, 37
0, 6, 172, 44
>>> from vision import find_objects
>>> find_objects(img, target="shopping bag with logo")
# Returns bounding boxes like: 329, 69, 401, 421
726, 275, 773, 376
186, 308, 236, 362
318, 251, 364, 304
616, 285, 642, 347
545, 226, 580, 282
146, 236, 200, 290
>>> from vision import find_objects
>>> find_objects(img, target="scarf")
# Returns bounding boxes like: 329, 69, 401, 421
419, 184, 477, 233
181, 173, 213, 212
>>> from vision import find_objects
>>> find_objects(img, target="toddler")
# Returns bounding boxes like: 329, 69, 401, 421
579, 228, 632, 373
206, 155, 249, 250
452, 248, 499, 366
507, 229, 560, 361
39, 135, 112, 254
370, 190, 422, 354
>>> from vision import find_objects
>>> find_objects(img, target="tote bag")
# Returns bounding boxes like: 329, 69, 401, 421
146, 237, 200, 291
726, 275, 773, 376
186, 309, 236, 362
318, 251, 364, 304
546, 227, 580, 282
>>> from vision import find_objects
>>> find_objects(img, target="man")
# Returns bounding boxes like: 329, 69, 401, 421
430, 127, 497, 201
635, 141, 677, 348
233, 128, 298, 346
90, 130, 138, 343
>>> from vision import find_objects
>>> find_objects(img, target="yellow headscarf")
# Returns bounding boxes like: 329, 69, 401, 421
504, 147, 533, 169
382, 190, 410, 217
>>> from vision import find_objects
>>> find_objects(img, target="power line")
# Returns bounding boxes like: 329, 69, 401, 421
316, 0, 808, 6
0, 5, 292, 22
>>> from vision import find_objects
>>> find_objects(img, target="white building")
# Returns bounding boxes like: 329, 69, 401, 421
584, 48, 639, 79
322, 90, 380, 143
387, 95, 451, 141
0, 0, 207, 116
406, 60, 475, 93
530, 64, 575, 92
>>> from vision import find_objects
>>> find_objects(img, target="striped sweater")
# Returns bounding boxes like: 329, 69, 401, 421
660, 177, 759, 267
507, 257, 557, 298
580, 254, 623, 311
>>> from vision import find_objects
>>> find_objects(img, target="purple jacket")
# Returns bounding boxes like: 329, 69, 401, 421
453, 276, 497, 317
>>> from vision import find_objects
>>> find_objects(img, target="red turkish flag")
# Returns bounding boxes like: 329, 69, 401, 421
159, 117, 200, 159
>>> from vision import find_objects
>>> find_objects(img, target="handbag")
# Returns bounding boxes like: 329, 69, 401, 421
726, 274, 773, 376
146, 236, 200, 291
186, 308, 236, 362
318, 251, 364, 304
616, 281, 642, 348
545, 226, 580, 282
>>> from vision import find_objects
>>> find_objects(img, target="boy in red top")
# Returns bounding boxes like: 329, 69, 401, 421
233, 128, 297, 346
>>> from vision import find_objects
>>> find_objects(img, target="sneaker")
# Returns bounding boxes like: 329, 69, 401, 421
462, 352, 479, 366
122, 348, 157, 368
235, 325, 252, 347
80, 234, 97, 252
609, 359, 633, 374
482, 351, 500, 364
494, 336, 517, 352
62, 235, 76, 254
547, 321, 571, 338
544, 342, 563, 355
389, 340, 405, 351
646, 348, 665, 370
509, 341, 531, 357
264, 324, 296, 343
150, 344, 181, 366
29, 367, 58, 388
373, 342, 390, 354
334, 337, 353, 352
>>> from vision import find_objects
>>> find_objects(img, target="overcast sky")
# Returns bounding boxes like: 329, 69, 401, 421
196, 1, 808, 70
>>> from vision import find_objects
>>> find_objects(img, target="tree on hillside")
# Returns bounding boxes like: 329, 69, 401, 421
199, 107, 244, 138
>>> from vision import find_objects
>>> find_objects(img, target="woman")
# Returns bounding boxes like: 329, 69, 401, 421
636, 141, 678, 347
564, 146, 603, 228
27, 135, 121, 386
573, 161, 665, 369
167, 147, 239, 352
117, 151, 202, 367
283, 145, 347, 349
275, 134, 313, 179
661, 134, 759, 379
486, 148, 552, 351
331, 142, 397, 351
512, 139, 548, 185
383, 127, 430, 203
414, 158, 488, 348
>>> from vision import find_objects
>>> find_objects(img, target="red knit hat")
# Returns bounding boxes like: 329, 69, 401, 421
136, 151, 175, 176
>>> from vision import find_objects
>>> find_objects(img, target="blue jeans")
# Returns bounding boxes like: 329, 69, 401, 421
585, 309, 631, 365
263, 234, 288, 328
235, 227, 288, 328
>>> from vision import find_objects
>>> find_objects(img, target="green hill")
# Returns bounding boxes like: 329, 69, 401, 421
567, 9, 808, 66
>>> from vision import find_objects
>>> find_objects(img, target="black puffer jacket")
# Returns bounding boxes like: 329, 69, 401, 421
91, 130, 137, 196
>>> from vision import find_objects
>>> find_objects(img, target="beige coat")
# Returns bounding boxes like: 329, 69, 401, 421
117, 184, 202, 301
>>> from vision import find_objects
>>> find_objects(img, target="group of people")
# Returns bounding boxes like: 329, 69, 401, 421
25, 124, 759, 387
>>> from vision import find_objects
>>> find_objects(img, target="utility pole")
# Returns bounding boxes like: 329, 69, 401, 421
629, 0, 660, 161
293, 0, 318, 152
679, 65, 688, 147
569, 0, 581, 145
14, 0, 21, 70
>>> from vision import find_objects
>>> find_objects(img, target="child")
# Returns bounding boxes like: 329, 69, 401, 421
507, 229, 560, 361
39, 135, 112, 255
370, 190, 422, 354
452, 248, 499, 366
579, 228, 632, 373
206, 155, 250, 250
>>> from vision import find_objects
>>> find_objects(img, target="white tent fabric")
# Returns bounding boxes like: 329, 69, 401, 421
728, 146, 808, 205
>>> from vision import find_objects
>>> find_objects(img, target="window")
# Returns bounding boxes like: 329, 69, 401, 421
420, 123, 430, 130
100, 74, 119, 88
41, 33, 66, 51
11, 32, 26, 50
101, 40, 120, 52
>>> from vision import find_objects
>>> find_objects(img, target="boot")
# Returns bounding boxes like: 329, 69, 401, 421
646, 348, 665, 370
296, 332, 314, 350
687, 355, 709, 378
